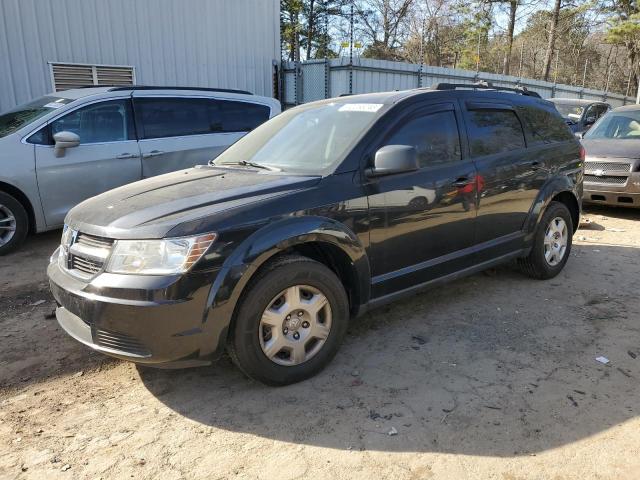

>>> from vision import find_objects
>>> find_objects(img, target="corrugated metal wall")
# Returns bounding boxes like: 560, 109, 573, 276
283, 58, 635, 108
0, 0, 280, 111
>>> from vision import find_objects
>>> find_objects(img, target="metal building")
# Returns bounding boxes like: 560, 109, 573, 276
0, 0, 280, 111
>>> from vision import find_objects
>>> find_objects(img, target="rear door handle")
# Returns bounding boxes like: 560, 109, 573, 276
452, 177, 474, 188
116, 153, 137, 159
142, 150, 164, 158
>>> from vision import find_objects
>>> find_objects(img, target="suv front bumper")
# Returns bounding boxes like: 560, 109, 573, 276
48, 255, 223, 367
583, 172, 640, 208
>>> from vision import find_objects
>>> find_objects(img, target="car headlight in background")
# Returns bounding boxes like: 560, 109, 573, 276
106, 233, 217, 275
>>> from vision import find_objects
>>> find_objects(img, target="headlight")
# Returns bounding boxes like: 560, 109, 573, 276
106, 233, 216, 275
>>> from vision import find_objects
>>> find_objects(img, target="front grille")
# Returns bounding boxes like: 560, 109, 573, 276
70, 255, 103, 275
584, 174, 628, 185
95, 328, 150, 357
584, 161, 632, 173
65, 231, 114, 278
75, 232, 114, 249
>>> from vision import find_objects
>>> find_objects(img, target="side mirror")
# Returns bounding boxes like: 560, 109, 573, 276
366, 145, 419, 178
584, 116, 597, 126
53, 131, 80, 157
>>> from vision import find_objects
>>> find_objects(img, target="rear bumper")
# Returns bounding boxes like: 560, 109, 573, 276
48, 259, 224, 368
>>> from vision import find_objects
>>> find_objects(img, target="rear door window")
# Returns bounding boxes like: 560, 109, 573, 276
135, 98, 271, 139
135, 97, 213, 139
50, 99, 135, 144
383, 110, 462, 168
467, 109, 525, 156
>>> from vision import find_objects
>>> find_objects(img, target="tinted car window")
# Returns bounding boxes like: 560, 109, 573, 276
51, 100, 135, 144
596, 105, 609, 118
135, 98, 213, 139
214, 100, 270, 132
519, 105, 575, 144
135, 98, 271, 139
384, 110, 461, 167
467, 109, 525, 156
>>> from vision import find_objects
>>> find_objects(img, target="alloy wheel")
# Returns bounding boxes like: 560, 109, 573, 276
0, 204, 17, 247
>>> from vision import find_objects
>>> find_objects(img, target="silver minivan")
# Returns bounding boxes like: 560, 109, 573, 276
0, 86, 280, 254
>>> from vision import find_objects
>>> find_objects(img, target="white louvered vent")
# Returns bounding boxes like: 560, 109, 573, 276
50, 62, 135, 91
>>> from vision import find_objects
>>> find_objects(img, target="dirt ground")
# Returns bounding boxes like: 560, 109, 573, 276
1, 205, 639, 480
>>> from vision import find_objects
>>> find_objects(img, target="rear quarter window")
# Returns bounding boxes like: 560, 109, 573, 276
519, 104, 575, 144
215, 100, 271, 132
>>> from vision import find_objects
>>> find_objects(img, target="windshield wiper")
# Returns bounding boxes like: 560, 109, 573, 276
213, 160, 280, 171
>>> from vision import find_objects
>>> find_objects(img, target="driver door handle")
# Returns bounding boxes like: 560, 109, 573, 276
116, 153, 137, 159
142, 150, 164, 158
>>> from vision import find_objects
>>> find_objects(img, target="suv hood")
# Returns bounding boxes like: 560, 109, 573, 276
581, 139, 640, 159
66, 166, 321, 239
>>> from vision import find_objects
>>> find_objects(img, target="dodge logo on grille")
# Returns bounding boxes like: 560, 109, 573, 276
593, 169, 605, 177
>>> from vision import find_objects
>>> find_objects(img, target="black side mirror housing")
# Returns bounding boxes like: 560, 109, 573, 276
584, 116, 597, 126
366, 145, 419, 178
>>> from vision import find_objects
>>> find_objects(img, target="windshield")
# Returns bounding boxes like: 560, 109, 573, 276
584, 110, 640, 140
0, 96, 72, 138
553, 103, 584, 121
214, 101, 384, 174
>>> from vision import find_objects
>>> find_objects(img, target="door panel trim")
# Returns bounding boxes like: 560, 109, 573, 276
371, 230, 524, 285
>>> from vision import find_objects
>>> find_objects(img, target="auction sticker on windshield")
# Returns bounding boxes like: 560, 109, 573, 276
338, 103, 383, 113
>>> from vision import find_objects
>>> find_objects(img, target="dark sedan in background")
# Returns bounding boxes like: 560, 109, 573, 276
550, 98, 610, 136
581, 104, 640, 208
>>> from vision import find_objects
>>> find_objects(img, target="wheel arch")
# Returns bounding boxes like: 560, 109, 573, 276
200, 216, 371, 359
526, 177, 581, 237
0, 181, 36, 233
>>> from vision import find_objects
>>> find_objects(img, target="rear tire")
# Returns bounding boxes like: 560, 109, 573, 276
519, 201, 573, 279
0, 191, 28, 255
228, 255, 349, 386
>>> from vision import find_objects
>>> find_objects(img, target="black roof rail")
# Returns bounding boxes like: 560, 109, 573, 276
430, 81, 541, 98
107, 85, 253, 95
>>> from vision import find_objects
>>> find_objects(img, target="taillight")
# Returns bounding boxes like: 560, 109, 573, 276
579, 145, 586, 163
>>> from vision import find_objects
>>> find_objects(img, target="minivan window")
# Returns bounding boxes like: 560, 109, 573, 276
584, 110, 640, 140
215, 101, 383, 174
384, 110, 461, 167
0, 96, 72, 138
51, 100, 135, 143
467, 109, 526, 156
135, 98, 212, 139
215, 100, 270, 132
136, 98, 271, 139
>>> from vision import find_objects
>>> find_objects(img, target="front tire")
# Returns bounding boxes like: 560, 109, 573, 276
228, 255, 349, 386
0, 191, 29, 255
519, 201, 573, 279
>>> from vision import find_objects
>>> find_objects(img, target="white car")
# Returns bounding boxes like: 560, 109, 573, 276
0, 86, 280, 253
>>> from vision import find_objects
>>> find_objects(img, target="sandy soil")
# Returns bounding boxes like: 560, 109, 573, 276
1, 205, 639, 480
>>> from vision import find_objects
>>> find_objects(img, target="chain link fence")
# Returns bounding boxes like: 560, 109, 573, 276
281, 57, 635, 108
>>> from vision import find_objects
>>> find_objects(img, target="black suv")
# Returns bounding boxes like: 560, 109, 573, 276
48, 84, 583, 385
